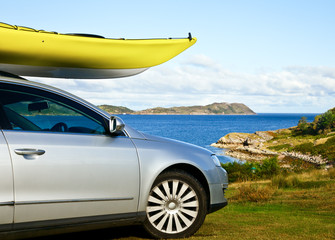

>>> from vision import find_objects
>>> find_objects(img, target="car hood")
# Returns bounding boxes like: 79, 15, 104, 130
124, 124, 213, 155
141, 132, 213, 154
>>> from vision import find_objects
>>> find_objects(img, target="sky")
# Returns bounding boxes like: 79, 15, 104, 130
2, 0, 335, 113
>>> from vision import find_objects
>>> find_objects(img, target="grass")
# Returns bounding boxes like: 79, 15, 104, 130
266, 128, 335, 154
34, 169, 335, 240
192, 170, 335, 240
230, 183, 275, 202
264, 128, 332, 152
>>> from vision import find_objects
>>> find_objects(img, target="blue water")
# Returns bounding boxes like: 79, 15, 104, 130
120, 113, 318, 163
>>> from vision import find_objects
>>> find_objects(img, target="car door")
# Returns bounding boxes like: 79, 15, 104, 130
0, 130, 14, 229
0, 83, 140, 225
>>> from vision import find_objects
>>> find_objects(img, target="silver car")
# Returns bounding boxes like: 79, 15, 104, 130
0, 73, 228, 239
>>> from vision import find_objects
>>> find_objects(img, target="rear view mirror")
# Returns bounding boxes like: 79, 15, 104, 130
109, 116, 125, 134
28, 101, 49, 112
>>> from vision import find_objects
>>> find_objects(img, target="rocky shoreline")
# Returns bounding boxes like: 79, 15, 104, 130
211, 129, 328, 167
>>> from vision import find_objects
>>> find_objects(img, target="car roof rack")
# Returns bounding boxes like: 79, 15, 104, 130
0, 70, 27, 80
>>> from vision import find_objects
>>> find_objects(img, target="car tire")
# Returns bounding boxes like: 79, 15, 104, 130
143, 170, 207, 239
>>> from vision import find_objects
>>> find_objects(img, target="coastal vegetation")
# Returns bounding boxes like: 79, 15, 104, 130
98, 102, 255, 115
222, 157, 280, 182
212, 107, 335, 171
296, 107, 335, 135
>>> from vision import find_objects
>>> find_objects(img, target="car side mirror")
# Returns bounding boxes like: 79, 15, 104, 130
109, 116, 125, 134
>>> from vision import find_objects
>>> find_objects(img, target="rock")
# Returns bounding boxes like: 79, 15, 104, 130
225, 147, 276, 162
211, 131, 274, 148
282, 151, 327, 165
255, 131, 275, 141
211, 132, 251, 148
314, 137, 330, 146
244, 136, 261, 146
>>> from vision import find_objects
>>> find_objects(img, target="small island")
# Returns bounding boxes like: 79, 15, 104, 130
99, 102, 256, 115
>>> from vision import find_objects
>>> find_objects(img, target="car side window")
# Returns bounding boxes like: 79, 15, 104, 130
0, 88, 106, 135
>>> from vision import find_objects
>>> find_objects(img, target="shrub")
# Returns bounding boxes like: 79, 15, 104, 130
256, 157, 280, 178
268, 144, 291, 151
272, 174, 301, 189
316, 136, 335, 162
288, 158, 311, 173
294, 107, 335, 135
316, 109, 335, 133
292, 142, 314, 154
297, 116, 310, 134
328, 168, 335, 179
232, 184, 275, 202
291, 136, 335, 163
222, 157, 280, 182
221, 161, 255, 182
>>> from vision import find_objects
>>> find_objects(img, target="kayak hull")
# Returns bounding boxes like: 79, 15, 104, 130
0, 23, 196, 78
0, 63, 148, 79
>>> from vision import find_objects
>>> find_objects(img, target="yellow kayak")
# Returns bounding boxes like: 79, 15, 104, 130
0, 22, 196, 78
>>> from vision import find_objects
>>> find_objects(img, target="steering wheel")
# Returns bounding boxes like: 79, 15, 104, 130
51, 122, 68, 132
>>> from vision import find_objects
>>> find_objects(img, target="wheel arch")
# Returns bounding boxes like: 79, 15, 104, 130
143, 163, 209, 238
161, 163, 211, 212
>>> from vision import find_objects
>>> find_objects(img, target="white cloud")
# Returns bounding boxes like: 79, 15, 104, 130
29, 55, 335, 113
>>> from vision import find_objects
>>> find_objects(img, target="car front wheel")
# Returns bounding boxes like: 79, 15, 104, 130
143, 170, 207, 239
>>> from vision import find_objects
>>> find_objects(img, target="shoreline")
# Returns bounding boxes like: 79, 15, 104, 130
211, 128, 330, 168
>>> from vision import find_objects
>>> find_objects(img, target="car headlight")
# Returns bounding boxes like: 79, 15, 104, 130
211, 155, 221, 167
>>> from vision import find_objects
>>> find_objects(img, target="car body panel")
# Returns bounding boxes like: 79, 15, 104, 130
3, 130, 139, 223
0, 131, 14, 225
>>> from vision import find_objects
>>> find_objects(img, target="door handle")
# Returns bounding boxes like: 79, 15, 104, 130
14, 149, 45, 159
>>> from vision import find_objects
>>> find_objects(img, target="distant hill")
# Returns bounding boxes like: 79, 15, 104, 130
98, 105, 134, 114
98, 102, 255, 115
135, 102, 255, 115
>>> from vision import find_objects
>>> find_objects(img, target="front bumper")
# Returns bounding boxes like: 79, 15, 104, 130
207, 166, 228, 214
209, 201, 228, 213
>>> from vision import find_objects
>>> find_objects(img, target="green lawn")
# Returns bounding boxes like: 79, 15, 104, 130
34, 170, 335, 240
194, 201, 334, 240
190, 170, 335, 240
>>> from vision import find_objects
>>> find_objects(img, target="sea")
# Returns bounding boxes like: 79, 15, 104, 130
119, 113, 319, 163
